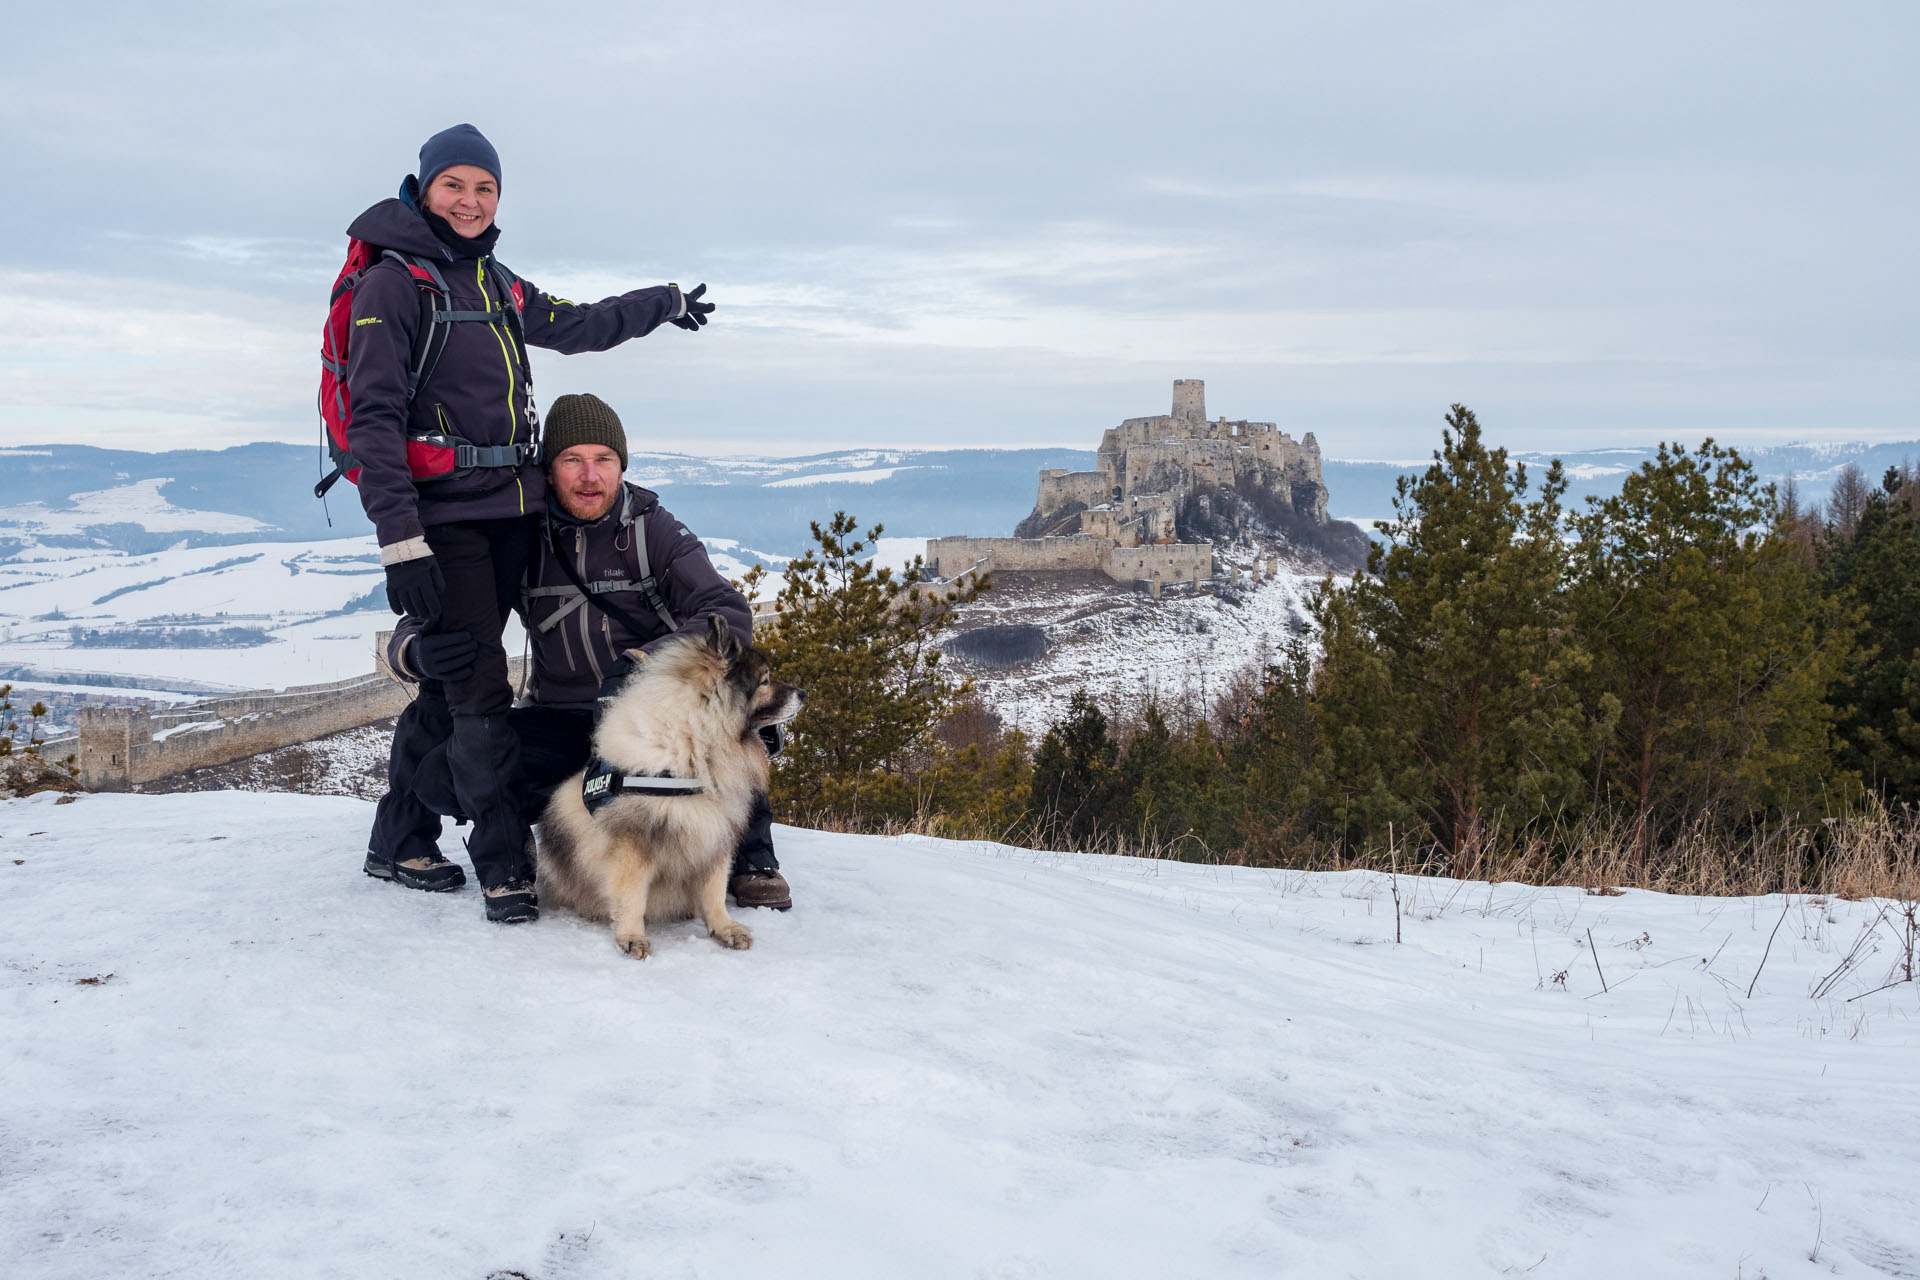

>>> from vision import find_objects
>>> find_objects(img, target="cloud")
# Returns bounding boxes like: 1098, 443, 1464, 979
1, 1, 1914, 456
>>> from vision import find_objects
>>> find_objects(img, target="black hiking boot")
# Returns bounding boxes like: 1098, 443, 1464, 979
364, 847, 467, 892
484, 879, 539, 924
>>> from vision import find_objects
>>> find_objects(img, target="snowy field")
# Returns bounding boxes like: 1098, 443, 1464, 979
0, 529, 778, 697
6, 791, 1918, 1279
0, 479, 270, 536
0, 532, 394, 693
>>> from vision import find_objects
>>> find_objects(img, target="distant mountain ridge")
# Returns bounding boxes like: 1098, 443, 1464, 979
3, 438, 1914, 557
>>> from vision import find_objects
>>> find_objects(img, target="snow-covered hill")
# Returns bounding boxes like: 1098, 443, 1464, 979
6, 790, 1917, 1278
0, 443, 1098, 554
939, 553, 1321, 734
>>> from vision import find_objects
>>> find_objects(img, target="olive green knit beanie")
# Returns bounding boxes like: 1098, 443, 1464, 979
542, 393, 628, 469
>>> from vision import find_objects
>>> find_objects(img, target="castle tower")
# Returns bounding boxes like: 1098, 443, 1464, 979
1171, 379, 1205, 426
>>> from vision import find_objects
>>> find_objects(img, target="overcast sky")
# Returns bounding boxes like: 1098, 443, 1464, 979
2, 1, 1913, 459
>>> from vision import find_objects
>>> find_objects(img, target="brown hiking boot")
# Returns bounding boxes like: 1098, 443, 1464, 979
483, 879, 539, 924
729, 869, 792, 911
365, 847, 466, 892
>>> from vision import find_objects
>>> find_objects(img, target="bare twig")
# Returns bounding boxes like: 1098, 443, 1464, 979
1898, 901, 1918, 984
1587, 928, 1609, 993
1811, 905, 1891, 1000
1747, 897, 1792, 998
1389, 826, 1403, 945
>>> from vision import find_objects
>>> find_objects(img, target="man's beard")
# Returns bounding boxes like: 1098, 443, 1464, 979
562, 489, 618, 521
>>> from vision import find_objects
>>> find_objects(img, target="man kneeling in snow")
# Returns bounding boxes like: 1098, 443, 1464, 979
367, 392, 793, 915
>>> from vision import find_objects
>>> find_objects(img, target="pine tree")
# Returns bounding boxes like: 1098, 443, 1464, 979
1569, 441, 1855, 861
1824, 466, 1920, 803
752, 512, 981, 823
1222, 642, 1319, 864
1309, 405, 1596, 872
1029, 689, 1125, 848
914, 732, 1035, 840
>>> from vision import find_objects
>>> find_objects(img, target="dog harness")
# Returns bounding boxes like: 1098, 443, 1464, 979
580, 755, 704, 812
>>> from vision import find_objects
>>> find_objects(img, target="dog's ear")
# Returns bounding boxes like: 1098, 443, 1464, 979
706, 612, 742, 660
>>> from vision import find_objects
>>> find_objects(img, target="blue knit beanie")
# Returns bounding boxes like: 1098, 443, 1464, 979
416, 123, 501, 193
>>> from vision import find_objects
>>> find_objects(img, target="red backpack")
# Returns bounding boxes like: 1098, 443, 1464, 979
314, 241, 534, 499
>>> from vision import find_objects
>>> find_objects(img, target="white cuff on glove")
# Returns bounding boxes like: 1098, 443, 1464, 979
379, 536, 434, 567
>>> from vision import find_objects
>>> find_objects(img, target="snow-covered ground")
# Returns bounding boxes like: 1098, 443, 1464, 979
8, 790, 1916, 1278
0, 534, 393, 693
0, 528, 774, 695
939, 551, 1324, 733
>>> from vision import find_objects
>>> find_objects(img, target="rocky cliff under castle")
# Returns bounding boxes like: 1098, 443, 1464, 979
927, 380, 1339, 590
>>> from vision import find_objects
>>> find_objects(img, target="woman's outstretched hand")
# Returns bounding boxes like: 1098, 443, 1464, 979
670, 282, 715, 331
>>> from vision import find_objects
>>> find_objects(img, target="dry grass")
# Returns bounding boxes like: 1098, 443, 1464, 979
797, 797, 1920, 903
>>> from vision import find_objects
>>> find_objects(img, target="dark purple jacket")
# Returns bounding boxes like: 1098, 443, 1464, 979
390, 483, 755, 712
344, 198, 685, 550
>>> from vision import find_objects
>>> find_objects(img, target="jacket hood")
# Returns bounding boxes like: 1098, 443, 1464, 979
346, 197, 498, 262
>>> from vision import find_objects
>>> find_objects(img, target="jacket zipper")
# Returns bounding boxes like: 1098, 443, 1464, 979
477, 256, 527, 514
576, 527, 604, 688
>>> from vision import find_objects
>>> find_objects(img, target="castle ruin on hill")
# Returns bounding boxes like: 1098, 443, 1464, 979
926, 380, 1330, 591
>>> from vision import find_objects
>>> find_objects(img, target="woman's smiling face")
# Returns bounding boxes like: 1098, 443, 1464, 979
423, 165, 499, 237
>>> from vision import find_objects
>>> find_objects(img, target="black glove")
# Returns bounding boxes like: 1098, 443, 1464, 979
385, 556, 445, 620
669, 282, 714, 331
410, 629, 477, 683
757, 723, 786, 759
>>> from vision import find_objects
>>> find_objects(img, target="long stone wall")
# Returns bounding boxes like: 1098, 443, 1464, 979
926, 535, 1107, 577
924, 534, 1213, 587
75, 635, 526, 792
77, 680, 413, 792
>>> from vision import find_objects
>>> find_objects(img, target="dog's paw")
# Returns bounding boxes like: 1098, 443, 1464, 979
709, 922, 753, 950
616, 931, 652, 959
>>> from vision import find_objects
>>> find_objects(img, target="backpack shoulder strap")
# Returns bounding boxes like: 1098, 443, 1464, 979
382, 251, 453, 400
621, 490, 680, 634
533, 492, 679, 641
482, 257, 533, 363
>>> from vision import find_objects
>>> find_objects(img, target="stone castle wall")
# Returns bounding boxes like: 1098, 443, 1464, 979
925, 533, 1212, 588
1101, 541, 1214, 585
924, 380, 1326, 598
75, 635, 527, 792
1035, 468, 1111, 513
927, 535, 1108, 578
1172, 378, 1207, 425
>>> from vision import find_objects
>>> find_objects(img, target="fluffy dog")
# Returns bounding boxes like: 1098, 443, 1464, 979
536, 614, 804, 958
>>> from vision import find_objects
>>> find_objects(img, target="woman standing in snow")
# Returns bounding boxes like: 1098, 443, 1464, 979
349, 123, 714, 923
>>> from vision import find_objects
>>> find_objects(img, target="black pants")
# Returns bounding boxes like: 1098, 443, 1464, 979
412, 704, 779, 875
368, 516, 539, 889
423, 516, 538, 716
